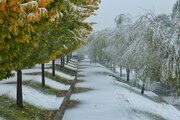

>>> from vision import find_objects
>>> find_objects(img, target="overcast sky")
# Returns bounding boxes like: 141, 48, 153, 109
86, 0, 177, 31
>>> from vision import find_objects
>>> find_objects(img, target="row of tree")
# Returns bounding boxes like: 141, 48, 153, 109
0, 0, 100, 107
88, 0, 180, 95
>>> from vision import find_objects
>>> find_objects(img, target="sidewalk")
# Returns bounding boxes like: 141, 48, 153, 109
63, 59, 180, 120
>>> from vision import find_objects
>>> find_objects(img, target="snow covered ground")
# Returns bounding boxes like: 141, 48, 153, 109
0, 84, 63, 110
113, 81, 180, 120
33, 75, 70, 90
0, 63, 77, 110
162, 96, 180, 108
0, 69, 71, 91
70, 59, 78, 63
65, 64, 77, 71
69, 61, 78, 65
63, 58, 180, 120
115, 66, 136, 81
114, 66, 180, 111
68, 61, 78, 66
46, 69, 75, 80
115, 66, 127, 75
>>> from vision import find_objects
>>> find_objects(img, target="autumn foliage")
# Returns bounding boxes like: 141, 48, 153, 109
0, 0, 100, 79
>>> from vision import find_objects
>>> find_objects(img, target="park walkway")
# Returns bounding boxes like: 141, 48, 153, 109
63, 58, 180, 120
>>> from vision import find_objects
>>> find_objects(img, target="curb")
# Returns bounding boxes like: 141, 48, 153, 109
53, 62, 78, 120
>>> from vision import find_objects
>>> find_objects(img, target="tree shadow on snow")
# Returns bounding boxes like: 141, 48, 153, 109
133, 109, 166, 120
90, 71, 112, 76
114, 81, 167, 104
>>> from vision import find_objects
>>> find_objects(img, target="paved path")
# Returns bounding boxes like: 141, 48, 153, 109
63, 59, 134, 120
63, 59, 180, 120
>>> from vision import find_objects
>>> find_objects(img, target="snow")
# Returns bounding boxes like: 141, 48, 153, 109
45, 63, 53, 68
33, 75, 70, 90
70, 59, 78, 63
162, 96, 180, 105
115, 66, 127, 75
68, 61, 76, 64
0, 84, 63, 110
113, 81, 180, 120
46, 69, 75, 80
0, 69, 70, 91
22, 68, 41, 73
67, 62, 77, 68
0, 65, 73, 111
32, 61, 77, 81
63, 59, 180, 120
0, 74, 35, 84
114, 66, 136, 81
65, 64, 77, 71
64, 63, 132, 120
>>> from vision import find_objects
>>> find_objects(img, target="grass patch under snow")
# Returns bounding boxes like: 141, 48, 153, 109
56, 65, 77, 76
24, 71, 74, 85
0, 95, 49, 120
45, 72, 74, 85
133, 109, 166, 120
25, 81, 68, 97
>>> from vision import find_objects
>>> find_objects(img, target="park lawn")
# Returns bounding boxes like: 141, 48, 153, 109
0, 95, 50, 120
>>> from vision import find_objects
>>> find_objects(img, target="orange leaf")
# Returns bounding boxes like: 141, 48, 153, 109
38, 0, 46, 7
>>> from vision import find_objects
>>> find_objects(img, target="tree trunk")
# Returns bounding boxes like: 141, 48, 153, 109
61, 57, 63, 67
66, 55, 69, 64
63, 57, 65, 67
42, 64, 45, 87
110, 63, 113, 70
113, 63, 116, 73
120, 67, 122, 77
59, 57, 61, 69
141, 83, 145, 95
17, 69, 23, 108
52, 60, 55, 76
70, 53, 72, 60
126, 69, 130, 83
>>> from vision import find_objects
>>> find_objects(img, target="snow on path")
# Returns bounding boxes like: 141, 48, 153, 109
63, 59, 135, 120
63, 59, 180, 120
0, 84, 63, 110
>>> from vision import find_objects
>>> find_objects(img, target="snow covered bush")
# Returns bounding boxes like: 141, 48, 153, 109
88, 29, 113, 64
88, 8, 180, 95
